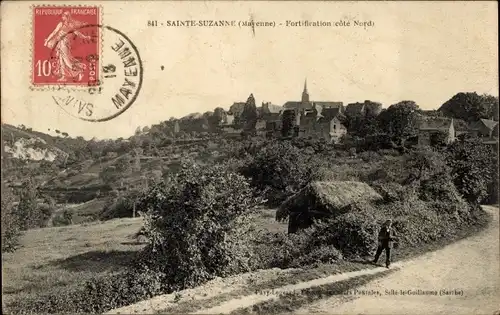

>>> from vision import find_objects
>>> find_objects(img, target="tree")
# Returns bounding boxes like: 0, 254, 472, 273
404, 148, 448, 184
281, 110, 296, 137
1, 185, 21, 252
137, 161, 265, 290
439, 92, 499, 122
429, 131, 449, 148
364, 101, 383, 117
241, 93, 258, 131
99, 166, 120, 185
241, 141, 317, 205
377, 101, 419, 147
446, 139, 497, 204
209, 107, 227, 130
16, 178, 41, 230
135, 126, 142, 136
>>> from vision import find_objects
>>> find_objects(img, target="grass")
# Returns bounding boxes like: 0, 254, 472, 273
52, 198, 111, 225
1, 208, 286, 312
1, 217, 144, 308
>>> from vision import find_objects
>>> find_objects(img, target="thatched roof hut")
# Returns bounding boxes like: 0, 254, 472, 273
276, 181, 383, 233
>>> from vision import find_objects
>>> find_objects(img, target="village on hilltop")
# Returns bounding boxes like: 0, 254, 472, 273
173, 79, 499, 147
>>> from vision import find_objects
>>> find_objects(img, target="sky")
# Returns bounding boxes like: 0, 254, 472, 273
1, 1, 498, 140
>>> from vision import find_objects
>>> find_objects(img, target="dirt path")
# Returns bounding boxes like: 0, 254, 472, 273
294, 205, 500, 314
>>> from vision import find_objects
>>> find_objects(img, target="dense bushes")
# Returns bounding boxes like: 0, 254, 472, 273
240, 141, 318, 206
100, 195, 135, 220
252, 229, 343, 269
446, 140, 497, 204
137, 161, 265, 291
1, 186, 21, 252
9, 267, 167, 314
16, 179, 54, 230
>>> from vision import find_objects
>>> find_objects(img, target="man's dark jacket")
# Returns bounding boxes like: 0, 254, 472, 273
378, 226, 398, 248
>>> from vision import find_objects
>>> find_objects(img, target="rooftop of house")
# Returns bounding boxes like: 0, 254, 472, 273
345, 103, 365, 115
261, 103, 283, 114
418, 116, 469, 131
469, 119, 499, 131
283, 101, 343, 110
314, 101, 343, 108
283, 101, 304, 109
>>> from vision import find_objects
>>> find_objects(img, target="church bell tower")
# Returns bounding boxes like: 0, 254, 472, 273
301, 79, 310, 108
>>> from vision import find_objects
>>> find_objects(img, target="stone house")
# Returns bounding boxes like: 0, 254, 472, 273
468, 119, 499, 138
298, 104, 347, 143
417, 117, 458, 146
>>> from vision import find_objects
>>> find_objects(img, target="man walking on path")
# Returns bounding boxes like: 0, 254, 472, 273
373, 219, 398, 268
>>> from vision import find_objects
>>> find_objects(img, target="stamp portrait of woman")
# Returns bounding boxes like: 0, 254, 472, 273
44, 11, 92, 82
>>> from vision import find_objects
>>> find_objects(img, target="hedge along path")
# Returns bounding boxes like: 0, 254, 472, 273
293, 205, 500, 315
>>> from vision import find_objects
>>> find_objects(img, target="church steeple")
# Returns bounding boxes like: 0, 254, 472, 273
301, 78, 310, 107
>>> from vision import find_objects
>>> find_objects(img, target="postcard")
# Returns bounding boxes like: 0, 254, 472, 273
1, 1, 498, 315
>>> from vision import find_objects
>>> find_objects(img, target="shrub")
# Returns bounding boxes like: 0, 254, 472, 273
136, 161, 265, 291
358, 150, 382, 163
1, 186, 21, 252
446, 140, 497, 204
310, 204, 379, 258
419, 172, 464, 204
369, 181, 405, 202
8, 267, 167, 314
16, 179, 54, 230
403, 148, 449, 184
240, 141, 319, 205
251, 229, 343, 269
52, 209, 74, 227
100, 196, 134, 220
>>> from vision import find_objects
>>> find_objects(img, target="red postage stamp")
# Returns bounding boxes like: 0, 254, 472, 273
32, 6, 101, 87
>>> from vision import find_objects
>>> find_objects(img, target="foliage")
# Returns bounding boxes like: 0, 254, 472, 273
429, 130, 449, 148
342, 113, 381, 138
240, 94, 258, 131
52, 209, 74, 227
9, 267, 167, 314
403, 147, 449, 184
439, 92, 499, 122
446, 139, 497, 203
16, 178, 53, 230
240, 141, 317, 205
377, 101, 419, 146
99, 191, 143, 220
1, 186, 21, 252
252, 229, 342, 269
281, 110, 297, 137
136, 161, 265, 291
